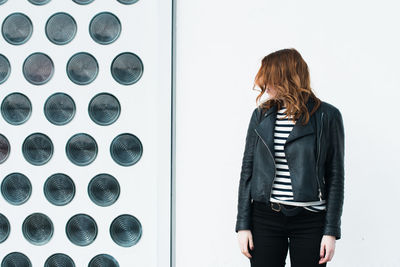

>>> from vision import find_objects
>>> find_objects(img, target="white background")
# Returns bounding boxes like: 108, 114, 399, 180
175, 0, 400, 266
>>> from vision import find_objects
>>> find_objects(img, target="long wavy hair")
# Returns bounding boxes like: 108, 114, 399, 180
253, 48, 321, 125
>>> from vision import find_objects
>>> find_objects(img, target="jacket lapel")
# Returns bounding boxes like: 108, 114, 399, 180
255, 105, 277, 156
254, 98, 315, 156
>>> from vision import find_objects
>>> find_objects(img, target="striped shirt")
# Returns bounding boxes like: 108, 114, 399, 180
269, 107, 326, 212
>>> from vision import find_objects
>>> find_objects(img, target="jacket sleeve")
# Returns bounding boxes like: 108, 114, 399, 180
235, 107, 259, 233
323, 108, 345, 240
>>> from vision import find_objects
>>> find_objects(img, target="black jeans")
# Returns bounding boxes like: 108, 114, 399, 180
249, 201, 327, 267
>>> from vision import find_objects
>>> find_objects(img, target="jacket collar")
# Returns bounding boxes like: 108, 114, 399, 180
255, 98, 315, 156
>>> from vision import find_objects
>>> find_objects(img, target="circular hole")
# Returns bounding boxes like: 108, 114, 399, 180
89, 12, 121, 45
65, 133, 98, 166
1, 252, 32, 267
88, 92, 120, 126
44, 253, 75, 267
1, 172, 32, 205
88, 254, 119, 267
110, 133, 143, 166
72, 0, 94, 4
28, 0, 51, 5
66, 52, 98, 85
111, 52, 143, 85
1, 12, 33, 45
0, 0, 8, 5
23, 52, 54, 85
65, 214, 97, 246
0, 213, 10, 243
46, 12, 77, 45
110, 214, 142, 247
22, 213, 54, 245
1, 92, 32, 125
0, 54, 11, 84
44, 92, 76, 125
88, 173, 120, 207
22, 132, 53, 166
117, 0, 139, 4
0, 134, 11, 164
44, 173, 75, 206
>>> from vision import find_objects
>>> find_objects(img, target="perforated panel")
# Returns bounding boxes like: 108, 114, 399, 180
0, 0, 172, 266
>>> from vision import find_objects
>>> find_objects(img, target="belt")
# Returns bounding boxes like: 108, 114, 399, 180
270, 201, 303, 216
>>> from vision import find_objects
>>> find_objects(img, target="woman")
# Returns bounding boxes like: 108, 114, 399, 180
235, 48, 345, 267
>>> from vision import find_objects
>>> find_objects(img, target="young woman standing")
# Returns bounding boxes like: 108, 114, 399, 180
235, 48, 345, 267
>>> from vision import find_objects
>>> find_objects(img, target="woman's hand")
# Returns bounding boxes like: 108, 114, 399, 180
319, 235, 336, 264
237, 230, 254, 259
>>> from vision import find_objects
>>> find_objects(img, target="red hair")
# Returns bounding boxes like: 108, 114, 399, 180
253, 48, 321, 125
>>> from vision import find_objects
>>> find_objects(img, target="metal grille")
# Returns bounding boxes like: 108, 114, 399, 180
0, 0, 171, 265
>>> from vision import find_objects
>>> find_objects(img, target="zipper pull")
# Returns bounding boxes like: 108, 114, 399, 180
318, 189, 322, 201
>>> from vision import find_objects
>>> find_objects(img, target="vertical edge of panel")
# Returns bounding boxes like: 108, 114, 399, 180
170, 0, 177, 266
156, 0, 174, 266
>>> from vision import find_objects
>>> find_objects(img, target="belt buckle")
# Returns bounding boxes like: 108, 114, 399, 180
271, 202, 281, 212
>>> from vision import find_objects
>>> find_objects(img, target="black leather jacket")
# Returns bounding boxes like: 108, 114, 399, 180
235, 97, 345, 240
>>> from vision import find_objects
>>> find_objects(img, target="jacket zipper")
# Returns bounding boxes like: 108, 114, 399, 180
316, 112, 324, 201
254, 128, 276, 201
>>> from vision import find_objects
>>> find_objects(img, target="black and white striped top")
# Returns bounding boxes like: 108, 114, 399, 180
269, 106, 326, 212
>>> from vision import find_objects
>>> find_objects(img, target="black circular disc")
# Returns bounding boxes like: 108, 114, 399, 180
111, 52, 143, 85
1, 92, 32, 125
0, 213, 10, 243
65, 133, 98, 166
72, 0, 94, 4
89, 12, 121, 45
1, 252, 32, 267
44, 173, 76, 206
22, 212, 54, 245
117, 0, 139, 4
110, 133, 143, 166
46, 12, 77, 45
88, 254, 119, 267
28, 0, 51, 5
66, 52, 98, 85
88, 92, 121, 126
0, 54, 11, 84
44, 92, 76, 125
110, 214, 142, 247
65, 213, 97, 246
44, 253, 75, 267
88, 173, 120, 207
23, 52, 54, 85
1, 12, 33, 45
22, 132, 53, 165
0, 134, 10, 164
1, 172, 32, 205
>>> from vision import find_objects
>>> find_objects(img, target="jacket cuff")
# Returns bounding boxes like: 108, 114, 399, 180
235, 220, 252, 233
323, 225, 341, 240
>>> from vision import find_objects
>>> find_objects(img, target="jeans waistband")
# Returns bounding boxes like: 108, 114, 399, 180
253, 200, 303, 216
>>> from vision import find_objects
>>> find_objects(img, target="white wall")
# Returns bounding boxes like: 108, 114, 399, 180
175, 0, 400, 266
